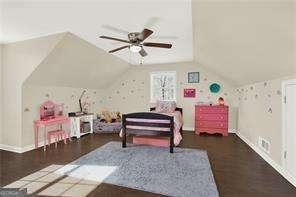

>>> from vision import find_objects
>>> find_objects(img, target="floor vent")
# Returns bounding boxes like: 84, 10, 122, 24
258, 137, 270, 154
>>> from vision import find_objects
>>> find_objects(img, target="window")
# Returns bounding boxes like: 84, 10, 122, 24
150, 71, 176, 103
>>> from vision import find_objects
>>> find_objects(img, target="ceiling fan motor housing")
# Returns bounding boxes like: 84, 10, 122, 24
128, 32, 141, 43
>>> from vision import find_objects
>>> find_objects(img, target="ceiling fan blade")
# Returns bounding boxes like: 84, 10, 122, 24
101, 25, 129, 35
109, 45, 130, 53
138, 28, 153, 41
143, 42, 172, 48
99, 36, 130, 44
139, 48, 147, 57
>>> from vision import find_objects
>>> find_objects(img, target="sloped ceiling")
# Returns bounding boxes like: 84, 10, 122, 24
1, 0, 193, 65
25, 33, 130, 89
192, 1, 296, 86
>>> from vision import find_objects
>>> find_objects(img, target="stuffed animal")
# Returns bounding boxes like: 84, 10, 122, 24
100, 110, 113, 123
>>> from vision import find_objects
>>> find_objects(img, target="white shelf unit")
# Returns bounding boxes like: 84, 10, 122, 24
70, 114, 94, 138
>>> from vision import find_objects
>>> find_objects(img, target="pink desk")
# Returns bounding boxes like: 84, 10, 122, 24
34, 116, 70, 151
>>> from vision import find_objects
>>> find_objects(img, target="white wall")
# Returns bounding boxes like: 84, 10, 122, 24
1, 33, 65, 147
237, 75, 296, 165
22, 85, 106, 147
0, 44, 3, 144
105, 62, 238, 131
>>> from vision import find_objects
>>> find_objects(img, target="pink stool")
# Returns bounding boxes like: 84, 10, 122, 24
47, 130, 70, 148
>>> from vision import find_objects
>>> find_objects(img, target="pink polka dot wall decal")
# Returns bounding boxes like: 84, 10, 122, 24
224, 93, 228, 96
264, 82, 267, 87
93, 102, 95, 104
268, 108, 273, 113
250, 86, 254, 90
204, 78, 207, 81
93, 91, 96, 94
116, 91, 120, 94
267, 94, 271, 98
132, 79, 136, 82
199, 90, 203, 93
131, 90, 134, 93
45, 93, 50, 98
122, 83, 125, 86
141, 82, 145, 85
276, 90, 282, 95
108, 96, 112, 99
122, 96, 126, 100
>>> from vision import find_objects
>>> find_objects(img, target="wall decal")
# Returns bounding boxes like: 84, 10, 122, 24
121, 83, 125, 86
209, 83, 221, 93
204, 78, 208, 81
250, 86, 254, 90
71, 94, 75, 99
276, 90, 282, 95
45, 93, 50, 98
268, 107, 273, 113
108, 96, 112, 99
255, 94, 258, 99
141, 96, 144, 98
93, 91, 97, 94
132, 79, 136, 82
244, 97, 247, 100
141, 82, 145, 85
24, 108, 30, 112
116, 91, 120, 94
199, 90, 203, 93
267, 94, 271, 98
188, 72, 199, 83
131, 90, 134, 93
184, 88, 196, 98
224, 93, 228, 96
122, 96, 126, 100
264, 82, 267, 87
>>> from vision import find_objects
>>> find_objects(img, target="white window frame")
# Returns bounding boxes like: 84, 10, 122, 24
150, 71, 177, 103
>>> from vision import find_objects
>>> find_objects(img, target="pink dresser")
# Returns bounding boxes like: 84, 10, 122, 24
195, 105, 228, 136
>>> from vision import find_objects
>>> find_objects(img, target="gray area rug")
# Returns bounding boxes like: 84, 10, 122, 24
58, 141, 218, 197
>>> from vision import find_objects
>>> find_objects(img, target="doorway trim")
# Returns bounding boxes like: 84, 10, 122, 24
281, 79, 296, 170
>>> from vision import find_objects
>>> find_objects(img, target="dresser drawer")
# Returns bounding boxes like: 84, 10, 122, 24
195, 106, 228, 114
196, 113, 228, 121
195, 120, 228, 129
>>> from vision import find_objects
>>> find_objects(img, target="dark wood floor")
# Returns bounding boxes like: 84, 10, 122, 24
1, 132, 296, 197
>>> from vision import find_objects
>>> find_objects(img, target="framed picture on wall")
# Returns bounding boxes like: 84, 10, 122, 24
184, 88, 196, 98
188, 72, 199, 83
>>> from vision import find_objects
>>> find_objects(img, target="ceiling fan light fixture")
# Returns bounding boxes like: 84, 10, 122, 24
130, 45, 142, 53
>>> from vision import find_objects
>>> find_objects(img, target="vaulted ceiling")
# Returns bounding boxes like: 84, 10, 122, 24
192, 1, 296, 86
24, 33, 130, 89
0, 0, 193, 65
1, 0, 296, 86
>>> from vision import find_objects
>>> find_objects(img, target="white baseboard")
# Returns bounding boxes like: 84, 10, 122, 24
236, 132, 296, 187
183, 126, 194, 131
0, 144, 23, 153
182, 126, 237, 134
0, 141, 45, 153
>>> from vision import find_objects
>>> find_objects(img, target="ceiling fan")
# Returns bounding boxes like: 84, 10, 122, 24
99, 28, 172, 57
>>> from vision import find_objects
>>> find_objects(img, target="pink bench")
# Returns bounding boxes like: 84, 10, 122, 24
47, 130, 71, 148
